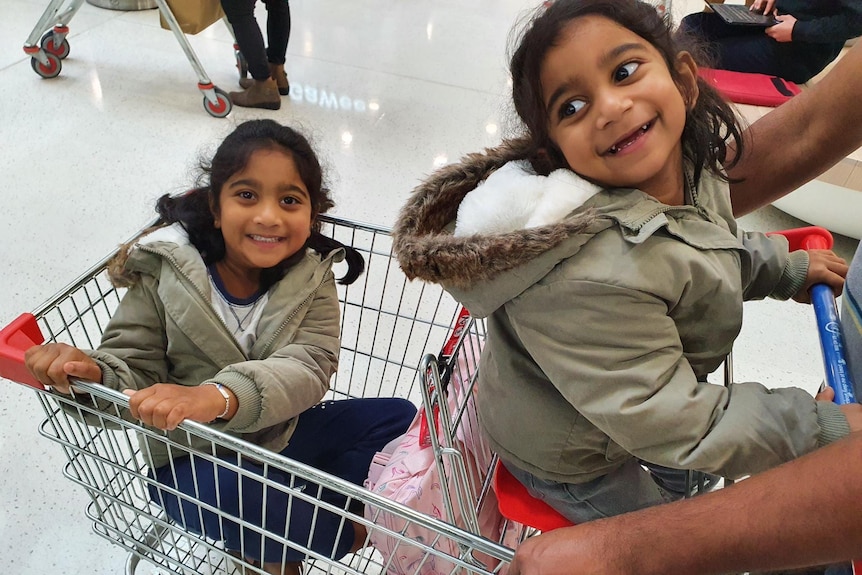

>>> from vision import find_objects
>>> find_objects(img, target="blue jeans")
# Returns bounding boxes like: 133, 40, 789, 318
149, 398, 416, 563
502, 458, 681, 524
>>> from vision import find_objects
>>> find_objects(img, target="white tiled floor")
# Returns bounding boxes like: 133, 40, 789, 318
0, 0, 858, 572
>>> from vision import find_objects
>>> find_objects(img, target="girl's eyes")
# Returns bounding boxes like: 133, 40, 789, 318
557, 61, 640, 121
614, 61, 640, 82
234, 191, 302, 205
561, 99, 586, 119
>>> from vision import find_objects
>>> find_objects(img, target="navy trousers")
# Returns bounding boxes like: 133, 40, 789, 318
679, 11, 841, 83
149, 397, 416, 563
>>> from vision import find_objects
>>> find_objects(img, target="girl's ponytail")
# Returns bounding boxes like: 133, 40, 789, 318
307, 232, 365, 285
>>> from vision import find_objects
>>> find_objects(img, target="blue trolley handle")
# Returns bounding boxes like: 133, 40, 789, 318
811, 283, 857, 405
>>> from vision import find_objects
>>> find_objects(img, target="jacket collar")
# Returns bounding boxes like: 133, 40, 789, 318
394, 140, 737, 317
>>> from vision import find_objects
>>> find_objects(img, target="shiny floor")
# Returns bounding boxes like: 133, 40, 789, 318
0, 0, 858, 572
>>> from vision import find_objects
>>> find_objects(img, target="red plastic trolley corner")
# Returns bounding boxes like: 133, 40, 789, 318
768, 225, 833, 251
0, 313, 46, 390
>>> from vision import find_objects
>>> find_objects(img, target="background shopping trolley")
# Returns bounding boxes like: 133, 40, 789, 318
0, 215, 514, 575
23, 0, 234, 117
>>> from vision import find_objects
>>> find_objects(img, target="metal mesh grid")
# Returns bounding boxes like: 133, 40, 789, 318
7, 215, 513, 575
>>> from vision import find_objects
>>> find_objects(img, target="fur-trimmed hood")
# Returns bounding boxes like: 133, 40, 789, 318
393, 138, 605, 316
107, 223, 199, 288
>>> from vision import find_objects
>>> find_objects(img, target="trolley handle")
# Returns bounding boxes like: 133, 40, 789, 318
770, 226, 857, 404
0, 313, 46, 390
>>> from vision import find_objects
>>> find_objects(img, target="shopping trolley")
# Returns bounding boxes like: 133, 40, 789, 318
23, 0, 234, 117
0, 215, 514, 575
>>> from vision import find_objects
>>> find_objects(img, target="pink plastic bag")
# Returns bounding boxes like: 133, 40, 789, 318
364, 309, 518, 574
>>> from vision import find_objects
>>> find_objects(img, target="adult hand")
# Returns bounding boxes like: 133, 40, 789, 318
749, 0, 776, 15
124, 383, 232, 431
792, 250, 847, 303
24, 343, 102, 394
509, 525, 615, 575
766, 14, 797, 43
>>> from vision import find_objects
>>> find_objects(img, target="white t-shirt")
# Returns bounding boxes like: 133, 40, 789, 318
207, 265, 269, 355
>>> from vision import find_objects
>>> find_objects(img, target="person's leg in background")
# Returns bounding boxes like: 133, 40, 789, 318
678, 11, 778, 75
221, 0, 281, 109
263, 0, 291, 95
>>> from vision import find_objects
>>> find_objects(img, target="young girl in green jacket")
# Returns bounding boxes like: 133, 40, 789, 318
394, 0, 861, 526
25, 119, 416, 575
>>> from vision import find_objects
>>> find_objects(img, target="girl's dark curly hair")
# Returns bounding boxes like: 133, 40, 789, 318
510, 0, 744, 185
155, 119, 364, 288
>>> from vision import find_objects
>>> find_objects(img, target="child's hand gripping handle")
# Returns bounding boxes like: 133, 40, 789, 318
0, 313, 46, 390
772, 226, 856, 404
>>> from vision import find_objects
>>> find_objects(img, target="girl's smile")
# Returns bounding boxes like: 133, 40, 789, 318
540, 15, 699, 204
603, 119, 654, 156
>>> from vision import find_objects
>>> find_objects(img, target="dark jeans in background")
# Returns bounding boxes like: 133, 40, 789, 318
222, 0, 291, 80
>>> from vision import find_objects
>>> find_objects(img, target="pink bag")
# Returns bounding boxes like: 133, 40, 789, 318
364, 309, 518, 574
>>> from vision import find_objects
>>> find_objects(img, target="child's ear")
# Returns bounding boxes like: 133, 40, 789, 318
209, 196, 221, 229
674, 51, 700, 111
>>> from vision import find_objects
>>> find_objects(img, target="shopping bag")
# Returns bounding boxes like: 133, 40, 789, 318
364, 310, 520, 574
698, 67, 802, 107
159, 0, 225, 35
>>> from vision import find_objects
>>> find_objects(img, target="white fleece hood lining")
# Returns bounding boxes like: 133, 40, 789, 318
453, 160, 602, 238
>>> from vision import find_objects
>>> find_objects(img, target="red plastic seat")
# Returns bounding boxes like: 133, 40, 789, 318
493, 460, 574, 532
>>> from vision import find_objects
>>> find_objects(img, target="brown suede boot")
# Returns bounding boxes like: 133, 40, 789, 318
269, 63, 289, 95
240, 64, 289, 95
229, 77, 281, 110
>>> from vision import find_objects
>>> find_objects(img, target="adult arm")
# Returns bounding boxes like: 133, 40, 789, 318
508, 430, 862, 575
728, 40, 862, 216
790, 1, 862, 44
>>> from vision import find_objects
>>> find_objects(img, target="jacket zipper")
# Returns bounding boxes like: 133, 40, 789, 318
138, 245, 247, 353
257, 271, 330, 358
139, 245, 332, 359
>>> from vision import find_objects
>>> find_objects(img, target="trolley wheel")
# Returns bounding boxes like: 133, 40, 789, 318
235, 49, 249, 80
31, 52, 61, 78
40, 31, 70, 59
204, 88, 232, 118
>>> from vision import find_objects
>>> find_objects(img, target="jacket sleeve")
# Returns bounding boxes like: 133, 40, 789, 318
87, 274, 171, 391
509, 279, 849, 479
55, 275, 170, 428
792, 2, 862, 44
210, 274, 340, 434
739, 231, 808, 301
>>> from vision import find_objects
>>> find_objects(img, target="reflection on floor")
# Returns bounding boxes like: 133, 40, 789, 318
0, 0, 857, 572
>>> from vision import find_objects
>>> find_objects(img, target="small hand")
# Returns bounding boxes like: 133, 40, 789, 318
793, 250, 848, 304
24, 343, 102, 394
816, 387, 862, 432
838, 403, 862, 432
123, 383, 230, 431
766, 13, 797, 43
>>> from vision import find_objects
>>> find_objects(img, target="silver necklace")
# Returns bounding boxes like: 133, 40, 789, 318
226, 301, 258, 332
219, 290, 262, 333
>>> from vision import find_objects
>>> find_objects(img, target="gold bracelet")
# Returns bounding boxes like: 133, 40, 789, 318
202, 382, 230, 420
